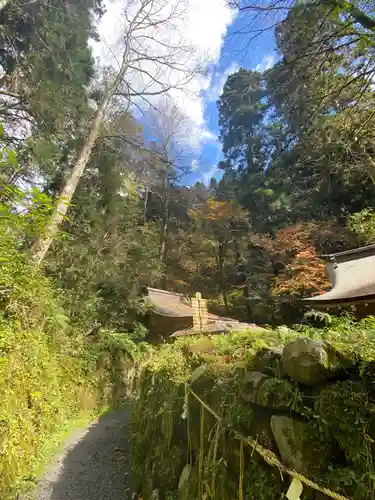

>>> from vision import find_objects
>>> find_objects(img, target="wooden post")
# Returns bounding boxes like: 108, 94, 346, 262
191, 292, 208, 331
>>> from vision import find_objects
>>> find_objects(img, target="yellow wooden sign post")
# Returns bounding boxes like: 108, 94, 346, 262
191, 292, 208, 331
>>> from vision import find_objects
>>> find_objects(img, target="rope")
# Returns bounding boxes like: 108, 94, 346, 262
187, 387, 352, 500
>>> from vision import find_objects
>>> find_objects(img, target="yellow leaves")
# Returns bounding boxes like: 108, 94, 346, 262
273, 224, 312, 254
189, 198, 248, 223
295, 249, 316, 260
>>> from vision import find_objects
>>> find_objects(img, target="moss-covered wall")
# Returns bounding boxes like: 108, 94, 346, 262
0, 229, 145, 498
0, 326, 142, 499
132, 324, 375, 500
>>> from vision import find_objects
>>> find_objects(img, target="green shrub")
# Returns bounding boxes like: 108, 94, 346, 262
348, 208, 375, 245
131, 345, 191, 498
131, 338, 285, 500
132, 317, 375, 500
0, 190, 142, 496
0, 318, 85, 495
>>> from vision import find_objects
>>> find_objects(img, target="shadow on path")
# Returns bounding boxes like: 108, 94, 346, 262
36, 409, 132, 500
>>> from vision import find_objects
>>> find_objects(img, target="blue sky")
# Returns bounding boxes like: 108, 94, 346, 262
96, 0, 278, 187
186, 12, 278, 186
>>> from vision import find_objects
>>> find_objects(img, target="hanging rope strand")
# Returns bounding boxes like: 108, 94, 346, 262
187, 387, 352, 500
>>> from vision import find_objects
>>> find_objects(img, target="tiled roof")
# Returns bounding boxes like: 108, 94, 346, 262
306, 245, 375, 303
145, 288, 264, 337
145, 288, 193, 317
171, 321, 263, 337
321, 244, 375, 262
145, 287, 229, 320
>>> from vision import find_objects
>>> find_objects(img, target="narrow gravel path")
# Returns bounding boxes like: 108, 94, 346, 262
33, 409, 132, 500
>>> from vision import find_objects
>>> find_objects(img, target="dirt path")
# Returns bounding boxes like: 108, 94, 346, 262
32, 409, 132, 500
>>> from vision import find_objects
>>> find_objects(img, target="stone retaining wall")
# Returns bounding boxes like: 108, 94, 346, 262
132, 335, 375, 499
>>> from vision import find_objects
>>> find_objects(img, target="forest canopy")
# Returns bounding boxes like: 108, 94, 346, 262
1, 0, 375, 328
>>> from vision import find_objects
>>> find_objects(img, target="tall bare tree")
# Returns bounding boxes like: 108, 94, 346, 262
143, 97, 193, 271
31, 0, 201, 264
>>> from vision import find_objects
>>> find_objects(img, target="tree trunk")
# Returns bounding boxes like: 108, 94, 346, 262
30, 94, 110, 265
243, 284, 252, 322
333, 0, 375, 31
159, 204, 169, 290
222, 288, 229, 313
217, 244, 229, 313
157, 169, 169, 289
234, 239, 241, 266
159, 213, 168, 264
368, 156, 375, 186
159, 170, 169, 265
143, 187, 149, 221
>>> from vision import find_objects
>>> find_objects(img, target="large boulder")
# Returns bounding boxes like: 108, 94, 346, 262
241, 371, 297, 410
242, 371, 268, 396
250, 346, 283, 376
282, 337, 344, 386
270, 415, 331, 475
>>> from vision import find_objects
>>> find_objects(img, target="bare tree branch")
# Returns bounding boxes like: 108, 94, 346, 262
30, 0, 204, 264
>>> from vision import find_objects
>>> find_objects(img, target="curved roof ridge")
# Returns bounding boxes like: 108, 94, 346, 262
322, 244, 375, 263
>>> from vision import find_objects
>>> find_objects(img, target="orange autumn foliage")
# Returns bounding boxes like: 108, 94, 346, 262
272, 245, 331, 297
188, 198, 248, 224
250, 224, 331, 297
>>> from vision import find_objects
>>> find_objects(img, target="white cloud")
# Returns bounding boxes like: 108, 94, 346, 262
206, 61, 240, 102
200, 128, 217, 141
255, 53, 278, 72
92, 0, 235, 154
191, 158, 199, 172
201, 165, 219, 185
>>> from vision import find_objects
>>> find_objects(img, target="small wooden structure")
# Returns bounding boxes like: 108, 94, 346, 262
143, 288, 196, 336
304, 244, 375, 317
143, 287, 260, 337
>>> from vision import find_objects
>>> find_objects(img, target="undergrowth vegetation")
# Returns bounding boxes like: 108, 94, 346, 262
132, 316, 375, 500
3, 1, 375, 497
0, 194, 147, 498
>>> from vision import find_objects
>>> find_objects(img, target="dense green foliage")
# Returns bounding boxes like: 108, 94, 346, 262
1, 0, 163, 329
0, 184, 147, 497
0, 260, 144, 497
1, 0, 375, 497
160, 0, 375, 322
1, 0, 375, 327
1, 0, 101, 186
45, 136, 161, 329
132, 316, 375, 499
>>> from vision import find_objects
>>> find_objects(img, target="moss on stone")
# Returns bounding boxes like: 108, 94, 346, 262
243, 455, 284, 499
131, 345, 191, 498
250, 346, 283, 376
241, 373, 297, 410
132, 323, 375, 500
315, 381, 375, 469
271, 415, 333, 477
314, 380, 375, 499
